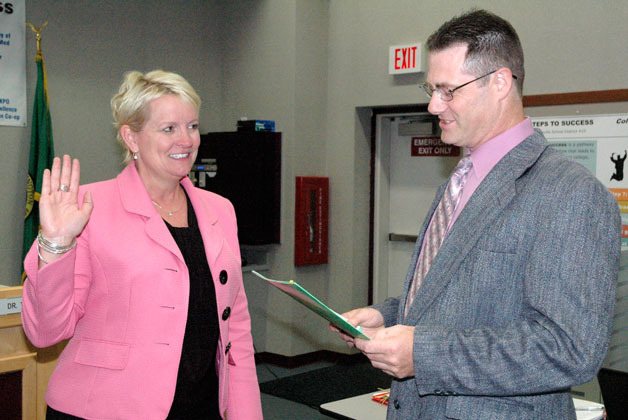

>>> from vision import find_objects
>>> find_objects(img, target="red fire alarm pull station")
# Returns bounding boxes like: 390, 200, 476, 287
295, 176, 329, 266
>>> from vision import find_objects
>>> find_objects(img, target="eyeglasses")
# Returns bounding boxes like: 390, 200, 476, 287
420, 70, 518, 102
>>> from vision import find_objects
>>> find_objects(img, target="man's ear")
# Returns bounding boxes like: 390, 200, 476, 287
494, 68, 515, 98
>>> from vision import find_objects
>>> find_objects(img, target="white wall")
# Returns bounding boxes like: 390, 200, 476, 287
217, 0, 339, 356
221, 0, 628, 357
319, 0, 628, 356
2, 0, 627, 357
1, 0, 223, 283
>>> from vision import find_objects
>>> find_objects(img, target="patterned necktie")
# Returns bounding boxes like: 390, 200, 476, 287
404, 156, 473, 317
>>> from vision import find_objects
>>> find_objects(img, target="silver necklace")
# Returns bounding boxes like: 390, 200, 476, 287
151, 200, 182, 217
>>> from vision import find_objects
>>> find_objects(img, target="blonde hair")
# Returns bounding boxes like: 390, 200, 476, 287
111, 70, 201, 163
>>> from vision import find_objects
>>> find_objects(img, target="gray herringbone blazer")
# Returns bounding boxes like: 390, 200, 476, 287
373, 130, 620, 419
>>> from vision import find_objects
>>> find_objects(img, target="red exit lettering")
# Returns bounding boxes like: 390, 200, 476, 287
394, 46, 417, 70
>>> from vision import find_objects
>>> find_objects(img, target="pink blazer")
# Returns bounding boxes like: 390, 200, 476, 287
22, 164, 263, 419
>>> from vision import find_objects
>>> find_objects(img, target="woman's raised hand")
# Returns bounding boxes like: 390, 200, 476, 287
38, 155, 93, 245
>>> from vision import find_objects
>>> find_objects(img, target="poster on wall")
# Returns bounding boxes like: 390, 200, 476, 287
532, 114, 628, 249
0, 0, 26, 127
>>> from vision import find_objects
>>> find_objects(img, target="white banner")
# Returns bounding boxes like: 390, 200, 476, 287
0, 0, 26, 127
532, 113, 628, 249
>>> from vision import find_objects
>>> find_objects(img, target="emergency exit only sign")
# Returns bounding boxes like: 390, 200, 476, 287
389, 43, 423, 74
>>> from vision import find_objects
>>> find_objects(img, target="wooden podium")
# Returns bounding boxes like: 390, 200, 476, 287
0, 286, 63, 419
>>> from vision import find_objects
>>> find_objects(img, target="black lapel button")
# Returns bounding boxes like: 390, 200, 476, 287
222, 307, 231, 321
219, 270, 228, 284
225, 341, 232, 354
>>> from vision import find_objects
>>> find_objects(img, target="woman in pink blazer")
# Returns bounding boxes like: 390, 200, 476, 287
22, 70, 263, 419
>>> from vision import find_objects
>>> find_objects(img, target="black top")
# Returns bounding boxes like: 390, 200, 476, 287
166, 195, 221, 419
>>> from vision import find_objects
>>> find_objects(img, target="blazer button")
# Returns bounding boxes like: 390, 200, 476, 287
219, 270, 228, 285
393, 399, 400, 409
225, 341, 232, 354
222, 307, 231, 321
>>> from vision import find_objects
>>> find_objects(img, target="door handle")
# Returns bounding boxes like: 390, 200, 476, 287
388, 233, 417, 243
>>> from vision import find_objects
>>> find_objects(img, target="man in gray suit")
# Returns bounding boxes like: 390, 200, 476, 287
333, 9, 620, 419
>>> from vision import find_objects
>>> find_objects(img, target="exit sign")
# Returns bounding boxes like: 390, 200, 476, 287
389, 43, 423, 75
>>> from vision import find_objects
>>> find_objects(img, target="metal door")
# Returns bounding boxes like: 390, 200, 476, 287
371, 112, 458, 303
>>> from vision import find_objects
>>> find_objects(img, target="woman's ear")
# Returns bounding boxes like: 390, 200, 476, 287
120, 125, 138, 154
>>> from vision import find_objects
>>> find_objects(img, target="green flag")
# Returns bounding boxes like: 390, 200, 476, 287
23, 50, 54, 262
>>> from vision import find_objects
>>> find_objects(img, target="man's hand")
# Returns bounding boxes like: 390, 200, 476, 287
329, 307, 384, 347
354, 325, 415, 379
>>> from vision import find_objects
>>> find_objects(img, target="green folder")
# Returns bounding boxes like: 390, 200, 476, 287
252, 271, 370, 340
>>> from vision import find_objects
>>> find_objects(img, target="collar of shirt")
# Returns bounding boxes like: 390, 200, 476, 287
450, 117, 534, 227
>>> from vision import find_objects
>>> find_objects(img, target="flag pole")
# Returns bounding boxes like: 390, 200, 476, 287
26, 21, 48, 57
26, 21, 48, 92
22, 21, 54, 281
